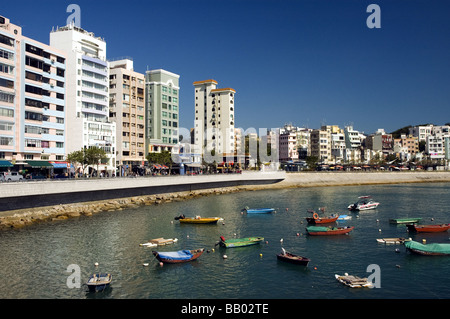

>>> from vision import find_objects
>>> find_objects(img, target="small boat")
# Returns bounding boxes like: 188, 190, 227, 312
404, 240, 450, 256
175, 214, 222, 224
140, 237, 178, 247
348, 196, 379, 211
306, 226, 354, 236
86, 273, 112, 292
389, 218, 422, 224
406, 223, 450, 233
277, 248, 310, 266
337, 215, 352, 221
218, 236, 264, 248
152, 249, 205, 263
335, 273, 373, 288
376, 237, 411, 244
306, 209, 339, 224
243, 207, 275, 214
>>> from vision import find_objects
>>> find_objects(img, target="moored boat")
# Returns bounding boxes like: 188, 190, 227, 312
406, 223, 450, 233
306, 212, 339, 224
277, 248, 310, 266
218, 236, 264, 248
243, 207, 275, 214
140, 237, 178, 247
389, 218, 422, 224
348, 196, 379, 211
335, 273, 373, 288
86, 273, 112, 292
175, 215, 222, 224
376, 237, 411, 244
306, 226, 354, 236
404, 240, 450, 256
152, 249, 205, 263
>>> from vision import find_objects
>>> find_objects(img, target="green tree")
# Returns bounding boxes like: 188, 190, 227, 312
66, 147, 107, 177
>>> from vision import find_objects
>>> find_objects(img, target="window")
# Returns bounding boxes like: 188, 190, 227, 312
0, 122, 13, 131
0, 63, 14, 75
0, 92, 14, 104
0, 34, 14, 47
0, 78, 14, 89
56, 142, 64, 148
0, 107, 14, 117
0, 137, 13, 146
0, 48, 14, 60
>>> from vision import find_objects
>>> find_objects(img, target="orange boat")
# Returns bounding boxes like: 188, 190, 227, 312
306, 214, 339, 224
406, 223, 450, 233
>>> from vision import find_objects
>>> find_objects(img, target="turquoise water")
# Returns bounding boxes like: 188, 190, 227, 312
1, 183, 450, 299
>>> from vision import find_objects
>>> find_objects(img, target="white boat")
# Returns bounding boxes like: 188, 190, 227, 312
376, 237, 411, 244
337, 215, 352, 220
335, 273, 373, 288
140, 237, 178, 247
348, 196, 379, 211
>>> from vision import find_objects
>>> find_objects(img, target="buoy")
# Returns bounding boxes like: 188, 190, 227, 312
94, 262, 99, 267
212, 248, 215, 252
143, 263, 149, 267
280, 238, 283, 243
395, 248, 400, 253
379, 229, 382, 232
396, 264, 401, 268
223, 255, 228, 259
431, 218, 434, 221
314, 266, 317, 270
260, 254, 263, 258
286, 208, 289, 211
422, 239, 427, 244
265, 241, 269, 244
159, 262, 163, 267
376, 219, 379, 223
296, 233, 300, 236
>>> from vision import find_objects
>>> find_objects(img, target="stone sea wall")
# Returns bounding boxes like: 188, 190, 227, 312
1, 171, 449, 230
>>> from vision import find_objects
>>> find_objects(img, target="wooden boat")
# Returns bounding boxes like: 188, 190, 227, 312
175, 215, 222, 224
140, 237, 178, 247
389, 218, 422, 224
335, 273, 373, 288
152, 249, 205, 263
306, 214, 339, 224
404, 240, 450, 256
277, 248, 310, 266
243, 207, 275, 214
306, 226, 354, 236
406, 223, 450, 233
376, 237, 411, 244
218, 236, 264, 248
86, 273, 112, 292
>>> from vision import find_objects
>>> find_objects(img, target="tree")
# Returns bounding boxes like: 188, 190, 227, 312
66, 147, 107, 177
146, 151, 174, 174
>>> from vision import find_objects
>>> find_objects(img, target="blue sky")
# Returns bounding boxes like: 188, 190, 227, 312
3, 0, 450, 135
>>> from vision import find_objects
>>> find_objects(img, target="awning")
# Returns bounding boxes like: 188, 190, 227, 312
26, 160, 53, 168
185, 163, 203, 168
0, 160, 13, 168
51, 161, 69, 168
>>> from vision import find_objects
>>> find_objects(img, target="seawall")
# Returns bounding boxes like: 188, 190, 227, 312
1, 171, 449, 230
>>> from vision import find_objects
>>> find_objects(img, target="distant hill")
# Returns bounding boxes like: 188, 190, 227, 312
390, 125, 412, 139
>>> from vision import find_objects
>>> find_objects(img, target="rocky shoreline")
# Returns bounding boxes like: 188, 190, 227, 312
1, 171, 450, 230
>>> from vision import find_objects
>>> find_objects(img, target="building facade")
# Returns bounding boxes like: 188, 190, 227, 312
193, 80, 236, 160
145, 69, 180, 154
50, 23, 116, 174
109, 58, 145, 173
0, 16, 67, 173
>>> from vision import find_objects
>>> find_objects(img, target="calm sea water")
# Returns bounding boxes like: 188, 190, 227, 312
1, 182, 450, 299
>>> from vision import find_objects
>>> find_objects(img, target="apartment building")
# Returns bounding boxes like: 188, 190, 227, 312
145, 69, 180, 154
50, 23, 116, 174
409, 125, 433, 142
0, 16, 67, 171
193, 79, 236, 160
109, 59, 145, 172
310, 127, 331, 163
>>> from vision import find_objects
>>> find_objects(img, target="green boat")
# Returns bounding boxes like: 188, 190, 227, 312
405, 240, 450, 256
389, 218, 422, 224
218, 236, 264, 248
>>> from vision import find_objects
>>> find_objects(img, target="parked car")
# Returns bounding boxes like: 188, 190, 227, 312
25, 173, 47, 180
3, 171, 24, 182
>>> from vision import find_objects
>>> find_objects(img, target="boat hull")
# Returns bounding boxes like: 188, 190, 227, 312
219, 236, 264, 248
277, 252, 310, 266
335, 274, 373, 288
306, 216, 339, 224
376, 238, 410, 244
179, 218, 221, 224
404, 241, 450, 256
406, 224, 450, 233
153, 249, 204, 263
389, 218, 422, 224
306, 226, 354, 236
245, 208, 275, 214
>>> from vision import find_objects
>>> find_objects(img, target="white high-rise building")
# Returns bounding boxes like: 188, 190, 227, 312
50, 24, 116, 174
193, 79, 236, 160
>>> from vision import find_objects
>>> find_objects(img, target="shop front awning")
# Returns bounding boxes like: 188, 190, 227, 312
0, 160, 13, 168
51, 161, 69, 169
26, 161, 54, 168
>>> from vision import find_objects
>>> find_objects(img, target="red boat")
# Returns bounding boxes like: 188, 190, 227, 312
406, 223, 450, 233
306, 214, 339, 224
306, 226, 354, 236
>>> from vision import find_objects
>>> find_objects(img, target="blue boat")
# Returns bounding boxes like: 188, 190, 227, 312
243, 207, 275, 214
153, 249, 204, 263
86, 273, 112, 292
